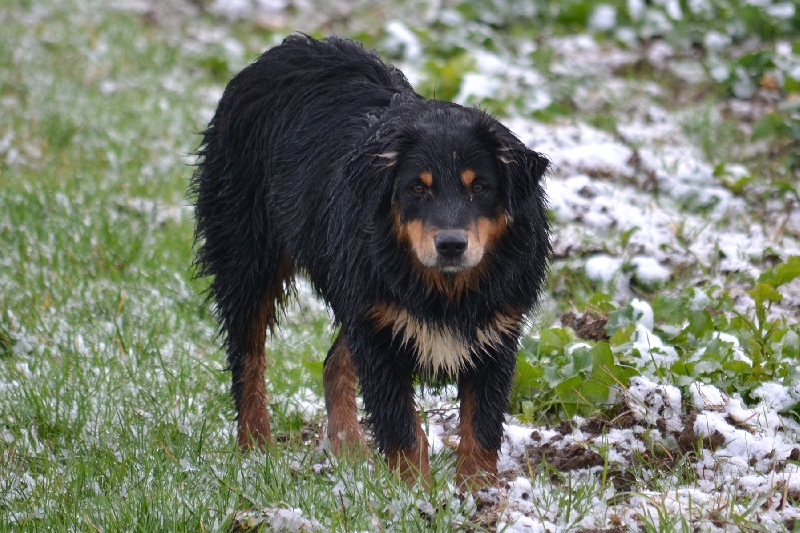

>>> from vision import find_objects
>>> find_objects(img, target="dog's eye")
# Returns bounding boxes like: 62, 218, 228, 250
471, 182, 486, 194
410, 183, 427, 195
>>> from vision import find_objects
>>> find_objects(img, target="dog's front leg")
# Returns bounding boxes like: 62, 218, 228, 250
352, 332, 430, 487
385, 407, 430, 487
456, 357, 515, 489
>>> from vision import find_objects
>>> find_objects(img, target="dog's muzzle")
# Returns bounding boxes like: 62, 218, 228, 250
434, 231, 468, 259
434, 230, 474, 272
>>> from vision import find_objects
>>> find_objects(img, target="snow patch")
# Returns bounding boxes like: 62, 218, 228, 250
585, 255, 623, 283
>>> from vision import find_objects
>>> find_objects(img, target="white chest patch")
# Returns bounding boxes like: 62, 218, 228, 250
370, 305, 518, 377
390, 310, 471, 376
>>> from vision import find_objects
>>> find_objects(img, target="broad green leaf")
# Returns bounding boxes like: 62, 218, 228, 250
759, 256, 800, 288
580, 377, 611, 405
587, 293, 614, 314
704, 337, 736, 360
652, 294, 686, 325
520, 335, 539, 355
544, 365, 569, 387
590, 342, 636, 390
571, 345, 593, 373
521, 401, 536, 421
687, 310, 713, 338
782, 330, 799, 359
555, 375, 591, 416
670, 359, 692, 377
609, 324, 636, 347
513, 358, 544, 394
591, 341, 614, 367
538, 327, 574, 356
722, 360, 753, 377
749, 282, 783, 306
605, 305, 636, 336
694, 358, 722, 375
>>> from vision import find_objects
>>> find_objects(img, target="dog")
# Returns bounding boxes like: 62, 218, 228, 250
190, 34, 550, 488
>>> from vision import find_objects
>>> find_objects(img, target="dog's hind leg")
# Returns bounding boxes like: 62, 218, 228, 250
223, 254, 294, 450
323, 333, 367, 457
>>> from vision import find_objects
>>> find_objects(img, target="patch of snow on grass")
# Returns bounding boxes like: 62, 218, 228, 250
589, 4, 616, 30
633, 323, 679, 368
630, 298, 655, 329
438, 371, 800, 531
280, 387, 323, 418
585, 254, 623, 283
233, 507, 322, 532
630, 255, 671, 286
627, 376, 682, 431
752, 381, 797, 411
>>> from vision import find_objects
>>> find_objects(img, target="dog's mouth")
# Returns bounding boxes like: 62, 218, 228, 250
412, 247, 479, 272
438, 263, 468, 273
416, 252, 480, 272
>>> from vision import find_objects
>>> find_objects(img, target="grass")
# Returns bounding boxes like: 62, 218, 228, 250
0, 6, 478, 529
2, 0, 799, 531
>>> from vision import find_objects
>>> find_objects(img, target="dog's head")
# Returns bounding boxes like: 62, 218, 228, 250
391, 137, 507, 273
351, 102, 548, 291
375, 104, 547, 275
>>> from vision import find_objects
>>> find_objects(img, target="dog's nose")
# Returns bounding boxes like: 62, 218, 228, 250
435, 231, 468, 259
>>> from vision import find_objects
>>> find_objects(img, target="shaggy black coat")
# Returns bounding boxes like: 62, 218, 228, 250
191, 34, 550, 471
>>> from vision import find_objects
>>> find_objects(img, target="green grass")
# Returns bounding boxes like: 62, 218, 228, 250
2, 0, 799, 531
0, 5, 484, 530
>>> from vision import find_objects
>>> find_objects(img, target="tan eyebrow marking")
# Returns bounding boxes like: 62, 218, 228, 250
461, 169, 476, 187
419, 171, 433, 187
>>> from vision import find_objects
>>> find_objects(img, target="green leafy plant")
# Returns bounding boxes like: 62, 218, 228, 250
513, 311, 638, 421
514, 257, 800, 422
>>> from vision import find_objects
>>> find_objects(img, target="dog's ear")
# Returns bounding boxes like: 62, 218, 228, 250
476, 117, 549, 220
347, 126, 411, 218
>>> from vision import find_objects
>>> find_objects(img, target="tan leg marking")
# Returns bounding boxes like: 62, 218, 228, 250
457, 384, 498, 490
237, 308, 272, 449
324, 335, 367, 458
386, 410, 431, 489
237, 256, 294, 450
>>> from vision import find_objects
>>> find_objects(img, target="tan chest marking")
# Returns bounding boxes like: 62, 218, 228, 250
370, 305, 521, 376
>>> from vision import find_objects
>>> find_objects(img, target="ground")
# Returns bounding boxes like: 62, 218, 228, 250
1, 0, 799, 531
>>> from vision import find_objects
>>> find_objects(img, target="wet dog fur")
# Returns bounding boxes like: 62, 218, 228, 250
190, 34, 550, 488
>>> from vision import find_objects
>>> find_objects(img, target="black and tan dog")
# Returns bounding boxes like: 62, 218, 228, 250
190, 35, 550, 488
